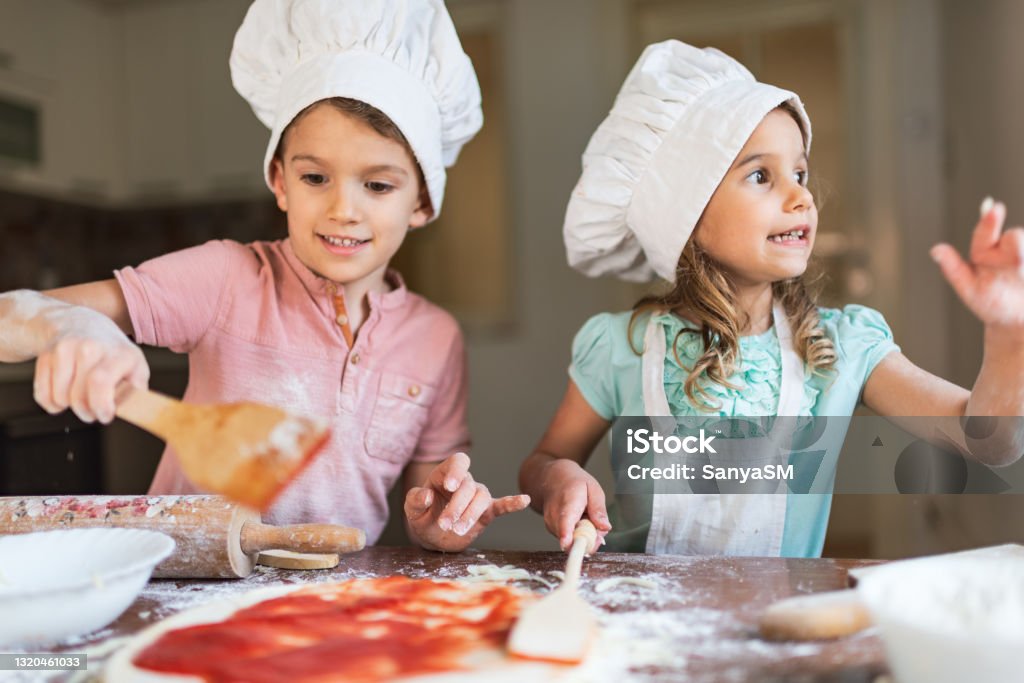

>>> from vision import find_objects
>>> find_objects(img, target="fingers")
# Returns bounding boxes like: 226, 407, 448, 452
969, 198, 1024, 268
542, 473, 612, 551
490, 494, 531, 519
971, 197, 1005, 260
931, 243, 976, 305
1003, 227, 1024, 265
404, 486, 434, 523
554, 495, 587, 551
437, 474, 476, 532
129, 358, 151, 389
451, 484, 493, 536
584, 483, 613, 553
49, 340, 81, 416
75, 350, 117, 424
414, 452, 532, 547
66, 342, 106, 423
585, 480, 612, 532
33, 353, 59, 414
429, 451, 471, 494
87, 352, 148, 423
32, 339, 149, 424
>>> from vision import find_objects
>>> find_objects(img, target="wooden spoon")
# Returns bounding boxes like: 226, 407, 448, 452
115, 386, 330, 511
508, 519, 599, 663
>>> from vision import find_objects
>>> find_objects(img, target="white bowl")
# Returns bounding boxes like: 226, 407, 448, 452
0, 528, 174, 647
857, 555, 1024, 683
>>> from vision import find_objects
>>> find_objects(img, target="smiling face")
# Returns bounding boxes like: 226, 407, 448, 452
694, 107, 817, 289
269, 102, 430, 289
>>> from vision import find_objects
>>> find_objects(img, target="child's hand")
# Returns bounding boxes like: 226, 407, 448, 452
34, 307, 149, 425
404, 452, 530, 552
931, 198, 1024, 329
540, 458, 612, 552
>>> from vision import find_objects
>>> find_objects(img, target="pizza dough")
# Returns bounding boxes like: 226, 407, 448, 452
462, 564, 556, 589
759, 590, 872, 641
106, 577, 572, 682
593, 577, 658, 594
256, 550, 340, 570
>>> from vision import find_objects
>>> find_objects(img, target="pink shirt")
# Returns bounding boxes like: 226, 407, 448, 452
114, 239, 470, 542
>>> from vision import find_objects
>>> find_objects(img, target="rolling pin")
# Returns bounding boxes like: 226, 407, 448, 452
0, 495, 366, 579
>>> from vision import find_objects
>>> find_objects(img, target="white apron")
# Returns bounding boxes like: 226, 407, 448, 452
643, 302, 805, 556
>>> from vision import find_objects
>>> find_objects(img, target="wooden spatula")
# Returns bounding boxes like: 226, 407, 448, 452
508, 519, 598, 663
115, 386, 330, 511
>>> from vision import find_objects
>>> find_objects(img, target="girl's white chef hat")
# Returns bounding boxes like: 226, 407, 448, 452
230, 0, 482, 220
564, 40, 812, 282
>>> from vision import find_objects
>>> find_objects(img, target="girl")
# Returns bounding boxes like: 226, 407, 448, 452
520, 40, 1024, 556
0, 0, 529, 552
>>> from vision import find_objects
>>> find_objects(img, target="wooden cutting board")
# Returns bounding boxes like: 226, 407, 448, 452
0, 495, 365, 578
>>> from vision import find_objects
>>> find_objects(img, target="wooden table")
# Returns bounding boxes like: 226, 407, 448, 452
45, 547, 889, 682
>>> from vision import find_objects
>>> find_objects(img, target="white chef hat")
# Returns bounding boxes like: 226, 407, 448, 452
230, 0, 483, 220
564, 40, 812, 282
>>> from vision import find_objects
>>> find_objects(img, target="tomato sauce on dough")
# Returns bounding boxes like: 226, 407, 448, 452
133, 577, 526, 682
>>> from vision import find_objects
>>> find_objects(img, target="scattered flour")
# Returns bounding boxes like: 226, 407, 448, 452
593, 577, 659, 593
40, 557, 883, 683
461, 564, 556, 589
239, 415, 328, 462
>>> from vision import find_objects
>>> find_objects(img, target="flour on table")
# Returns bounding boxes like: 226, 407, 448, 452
593, 577, 659, 593
66, 557, 881, 683
461, 564, 556, 589
448, 560, 863, 683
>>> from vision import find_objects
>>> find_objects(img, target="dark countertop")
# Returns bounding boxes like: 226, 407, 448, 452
47, 547, 889, 682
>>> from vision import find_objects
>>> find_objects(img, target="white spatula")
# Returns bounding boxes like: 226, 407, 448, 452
508, 519, 598, 663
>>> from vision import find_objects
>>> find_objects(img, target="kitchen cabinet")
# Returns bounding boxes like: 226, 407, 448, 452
0, 410, 103, 495
0, 0, 266, 205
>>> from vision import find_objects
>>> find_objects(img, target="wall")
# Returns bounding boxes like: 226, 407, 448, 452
876, 0, 1024, 558
0, 0, 121, 201
419, 0, 638, 550
944, 0, 1024, 386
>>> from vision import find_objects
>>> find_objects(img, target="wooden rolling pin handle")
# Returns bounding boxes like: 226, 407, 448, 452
563, 519, 598, 590
239, 522, 366, 555
574, 519, 598, 555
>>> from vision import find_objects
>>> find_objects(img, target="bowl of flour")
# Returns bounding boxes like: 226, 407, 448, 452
857, 555, 1024, 683
0, 528, 174, 647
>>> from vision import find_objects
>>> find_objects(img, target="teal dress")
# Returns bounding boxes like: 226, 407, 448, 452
569, 305, 899, 557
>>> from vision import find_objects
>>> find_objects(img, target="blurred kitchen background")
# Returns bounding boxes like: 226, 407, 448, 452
1, 0, 1022, 558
